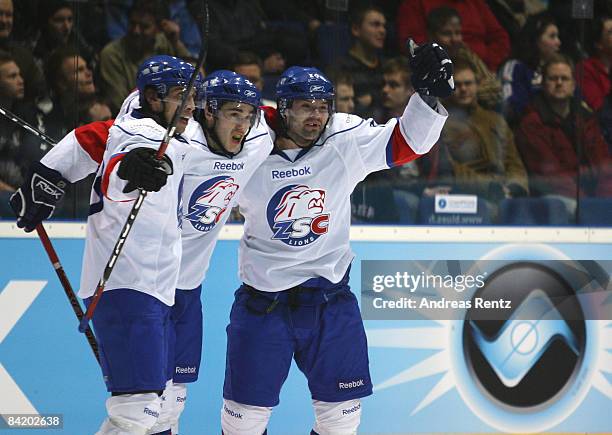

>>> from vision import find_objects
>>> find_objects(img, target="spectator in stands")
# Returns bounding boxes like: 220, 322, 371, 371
167, 0, 203, 58
0, 50, 44, 191
330, 71, 355, 115
78, 96, 112, 125
335, 4, 386, 119
44, 47, 98, 139
380, 57, 413, 121
438, 60, 528, 213
485, 0, 546, 46
499, 13, 561, 124
396, 0, 510, 72
231, 51, 275, 107
99, 0, 190, 113
206, 0, 308, 73
0, 0, 45, 101
426, 6, 502, 110
601, 70, 612, 151
577, 15, 611, 111
31, 0, 95, 66
350, 57, 419, 224
515, 54, 612, 215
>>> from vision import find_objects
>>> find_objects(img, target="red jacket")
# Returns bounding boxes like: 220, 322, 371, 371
514, 95, 612, 199
577, 57, 610, 111
396, 0, 510, 71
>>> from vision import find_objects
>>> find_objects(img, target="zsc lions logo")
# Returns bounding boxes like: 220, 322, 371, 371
185, 176, 239, 232
267, 184, 329, 246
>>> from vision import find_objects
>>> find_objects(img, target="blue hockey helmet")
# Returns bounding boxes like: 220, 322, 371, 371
275, 66, 335, 113
136, 55, 199, 101
203, 70, 261, 111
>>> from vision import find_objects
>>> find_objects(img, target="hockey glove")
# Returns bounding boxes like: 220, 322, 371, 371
117, 147, 173, 193
408, 39, 455, 99
9, 161, 69, 232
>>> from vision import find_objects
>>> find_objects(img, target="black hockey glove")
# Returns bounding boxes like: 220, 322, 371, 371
9, 161, 69, 232
117, 147, 173, 193
408, 39, 455, 99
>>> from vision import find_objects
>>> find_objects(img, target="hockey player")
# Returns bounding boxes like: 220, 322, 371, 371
11, 55, 198, 434
159, 70, 272, 434
79, 56, 197, 435
220, 43, 453, 435
9, 67, 272, 434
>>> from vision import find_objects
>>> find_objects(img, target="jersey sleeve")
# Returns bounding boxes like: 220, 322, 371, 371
100, 122, 165, 202
338, 93, 447, 186
40, 119, 113, 183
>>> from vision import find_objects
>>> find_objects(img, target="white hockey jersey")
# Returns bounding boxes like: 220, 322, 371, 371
78, 115, 192, 305
177, 116, 273, 289
238, 93, 448, 291
40, 91, 273, 300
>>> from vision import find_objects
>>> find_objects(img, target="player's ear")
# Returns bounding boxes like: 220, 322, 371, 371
143, 87, 161, 108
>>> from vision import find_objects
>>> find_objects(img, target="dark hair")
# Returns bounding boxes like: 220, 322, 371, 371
542, 53, 575, 79
349, 3, 385, 27
326, 68, 354, 87
37, 0, 73, 28
382, 57, 411, 86
587, 15, 612, 56
452, 58, 478, 78
426, 6, 461, 35
78, 96, 112, 125
232, 51, 263, 70
128, 0, 169, 23
514, 12, 558, 69
0, 49, 16, 68
45, 46, 81, 92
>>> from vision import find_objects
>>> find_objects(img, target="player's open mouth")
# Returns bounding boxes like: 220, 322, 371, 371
231, 133, 243, 143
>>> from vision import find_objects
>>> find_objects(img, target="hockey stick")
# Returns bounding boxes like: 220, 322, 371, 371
79, 1, 210, 333
0, 104, 58, 146
0, 105, 100, 362
37, 224, 100, 362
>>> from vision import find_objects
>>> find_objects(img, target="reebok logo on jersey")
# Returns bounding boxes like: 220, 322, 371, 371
175, 366, 197, 374
342, 403, 361, 415
143, 407, 160, 418
213, 161, 244, 171
338, 379, 365, 390
271, 166, 312, 180
224, 404, 243, 419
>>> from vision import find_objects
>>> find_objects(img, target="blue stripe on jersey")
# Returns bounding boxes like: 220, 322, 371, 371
384, 118, 400, 168
317, 118, 365, 146
244, 132, 267, 142
114, 124, 163, 144
114, 124, 189, 144
271, 118, 366, 162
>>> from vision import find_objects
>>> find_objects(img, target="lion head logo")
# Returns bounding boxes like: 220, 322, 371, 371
274, 185, 325, 221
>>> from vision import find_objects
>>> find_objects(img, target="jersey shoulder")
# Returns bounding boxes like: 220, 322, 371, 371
318, 112, 366, 144
111, 116, 166, 144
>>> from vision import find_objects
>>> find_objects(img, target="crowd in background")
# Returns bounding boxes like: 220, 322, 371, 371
0, 0, 611, 225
